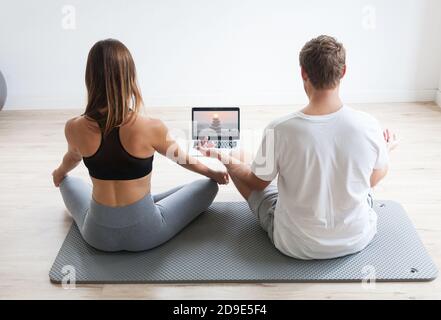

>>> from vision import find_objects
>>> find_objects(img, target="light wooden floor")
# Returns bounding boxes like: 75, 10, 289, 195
1, 103, 441, 299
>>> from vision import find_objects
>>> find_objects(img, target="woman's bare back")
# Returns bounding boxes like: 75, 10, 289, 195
67, 113, 162, 207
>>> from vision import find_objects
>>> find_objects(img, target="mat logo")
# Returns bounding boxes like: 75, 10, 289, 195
61, 265, 76, 289
361, 265, 377, 289
362, 5, 377, 30
61, 5, 76, 30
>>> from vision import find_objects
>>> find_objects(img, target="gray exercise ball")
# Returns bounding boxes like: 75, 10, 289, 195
0, 71, 7, 111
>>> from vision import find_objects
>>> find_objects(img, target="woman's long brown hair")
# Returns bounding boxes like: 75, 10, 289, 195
83, 39, 143, 137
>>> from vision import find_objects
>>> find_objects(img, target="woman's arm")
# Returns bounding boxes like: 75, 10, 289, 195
52, 119, 83, 187
151, 120, 229, 185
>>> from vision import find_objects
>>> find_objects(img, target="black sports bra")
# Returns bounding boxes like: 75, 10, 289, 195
83, 125, 154, 180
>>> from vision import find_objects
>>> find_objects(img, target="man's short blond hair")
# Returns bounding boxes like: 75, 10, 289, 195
299, 35, 346, 90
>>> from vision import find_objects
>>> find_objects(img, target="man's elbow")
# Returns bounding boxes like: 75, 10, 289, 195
370, 177, 380, 188
370, 167, 389, 188
250, 174, 272, 191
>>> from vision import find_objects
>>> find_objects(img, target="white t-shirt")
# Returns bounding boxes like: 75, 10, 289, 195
250, 106, 389, 260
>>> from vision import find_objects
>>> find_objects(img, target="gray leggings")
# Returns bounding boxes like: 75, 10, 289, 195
59, 176, 218, 252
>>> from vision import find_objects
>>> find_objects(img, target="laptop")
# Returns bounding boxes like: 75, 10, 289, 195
184, 107, 240, 156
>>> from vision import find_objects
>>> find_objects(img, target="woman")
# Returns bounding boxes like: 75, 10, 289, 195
52, 39, 229, 252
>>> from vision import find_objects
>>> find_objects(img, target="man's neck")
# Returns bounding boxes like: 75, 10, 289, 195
302, 88, 343, 116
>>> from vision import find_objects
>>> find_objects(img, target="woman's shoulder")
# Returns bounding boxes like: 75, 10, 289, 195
66, 115, 98, 131
64, 115, 100, 143
134, 114, 166, 131
128, 114, 167, 146
64, 116, 83, 133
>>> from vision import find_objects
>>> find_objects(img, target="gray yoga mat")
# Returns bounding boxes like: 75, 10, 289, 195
49, 201, 437, 283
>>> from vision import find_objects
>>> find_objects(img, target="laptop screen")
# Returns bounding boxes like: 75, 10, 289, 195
192, 108, 240, 140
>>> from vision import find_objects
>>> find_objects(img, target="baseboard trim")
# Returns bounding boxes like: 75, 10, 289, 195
2, 89, 438, 110
436, 90, 441, 108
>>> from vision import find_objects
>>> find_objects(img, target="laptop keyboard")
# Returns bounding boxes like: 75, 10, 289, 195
194, 140, 237, 149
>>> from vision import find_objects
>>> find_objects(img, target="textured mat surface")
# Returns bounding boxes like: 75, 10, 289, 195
49, 201, 437, 283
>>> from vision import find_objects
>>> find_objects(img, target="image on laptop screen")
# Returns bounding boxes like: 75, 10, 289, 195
192, 109, 239, 140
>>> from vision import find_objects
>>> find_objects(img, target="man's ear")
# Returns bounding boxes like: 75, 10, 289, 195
341, 65, 347, 79
301, 67, 308, 81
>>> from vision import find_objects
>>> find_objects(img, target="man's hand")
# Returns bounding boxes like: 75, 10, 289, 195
208, 169, 229, 185
383, 129, 399, 152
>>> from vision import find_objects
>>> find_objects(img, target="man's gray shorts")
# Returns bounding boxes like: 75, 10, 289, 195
247, 185, 278, 244
247, 185, 374, 244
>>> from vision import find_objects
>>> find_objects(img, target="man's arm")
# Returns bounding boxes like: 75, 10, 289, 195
370, 129, 398, 188
226, 160, 271, 197
198, 122, 278, 199
199, 148, 271, 199
370, 166, 388, 188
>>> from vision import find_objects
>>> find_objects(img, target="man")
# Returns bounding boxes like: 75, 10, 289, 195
199, 35, 398, 260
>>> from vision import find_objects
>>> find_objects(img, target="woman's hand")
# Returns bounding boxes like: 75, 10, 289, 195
208, 169, 230, 185
52, 168, 66, 187
195, 138, 229, 184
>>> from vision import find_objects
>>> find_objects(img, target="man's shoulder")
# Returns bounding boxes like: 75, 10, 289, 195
343, 106, 380, 127
266, 112, 301, 131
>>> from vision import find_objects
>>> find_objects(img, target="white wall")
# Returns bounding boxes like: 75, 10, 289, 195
1, 0, 441, 109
